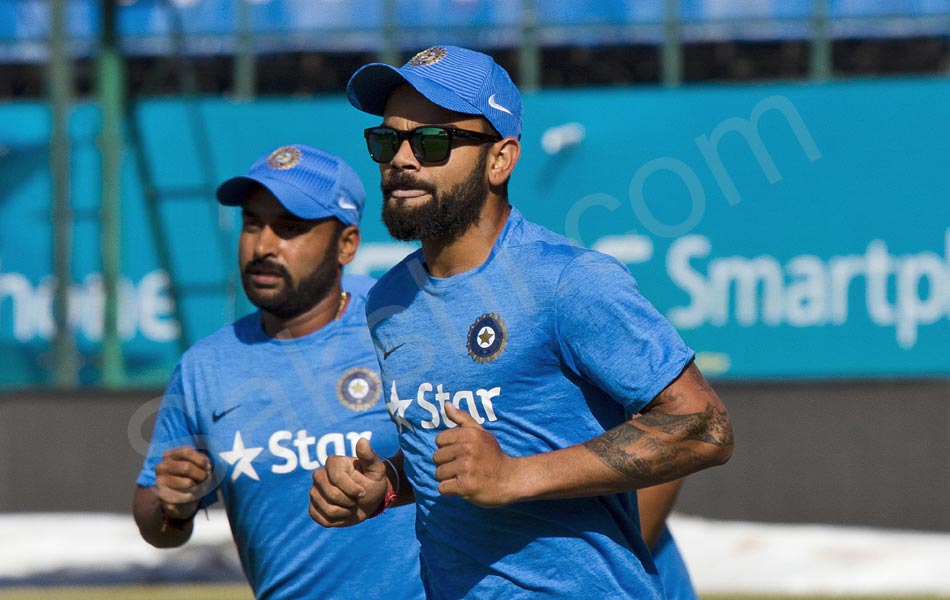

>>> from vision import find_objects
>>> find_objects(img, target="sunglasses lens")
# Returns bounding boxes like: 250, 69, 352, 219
365, 126, 458, 163
412, 127, 452, 163
366, 128, 398, 163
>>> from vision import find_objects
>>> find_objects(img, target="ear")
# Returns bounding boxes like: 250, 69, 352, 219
487, 137, 521, 187
337, 225, 361, 266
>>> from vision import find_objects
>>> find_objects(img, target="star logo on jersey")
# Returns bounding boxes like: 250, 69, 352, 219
218, 431, 263, 482
466, 313, 507, 363
385, 381, 415, 433
337, 367, 381, 412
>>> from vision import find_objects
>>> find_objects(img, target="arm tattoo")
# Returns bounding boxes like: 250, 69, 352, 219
583, 366, 733, 482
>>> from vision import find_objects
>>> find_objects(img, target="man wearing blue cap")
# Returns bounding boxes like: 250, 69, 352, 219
309, 46, 733, 599
133, 144, 423, 600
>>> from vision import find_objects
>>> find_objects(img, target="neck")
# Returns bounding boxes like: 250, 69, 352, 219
421, 201, 511, 279
260, 285, 348, 339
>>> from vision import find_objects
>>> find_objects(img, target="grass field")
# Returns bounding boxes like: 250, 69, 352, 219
0, 586, 253, 600
0, 588, 948, 600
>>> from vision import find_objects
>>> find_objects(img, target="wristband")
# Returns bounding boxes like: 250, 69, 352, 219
368, 456, 400, 518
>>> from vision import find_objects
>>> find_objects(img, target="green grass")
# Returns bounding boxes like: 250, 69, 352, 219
0, 584, 254, 600
0, 588, 946, 600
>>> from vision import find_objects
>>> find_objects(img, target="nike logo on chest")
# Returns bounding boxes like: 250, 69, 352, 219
383, 343, 406, 360
212, 405, 241, 423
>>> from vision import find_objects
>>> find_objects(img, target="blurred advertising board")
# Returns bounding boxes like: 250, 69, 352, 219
1, 78, 948, 385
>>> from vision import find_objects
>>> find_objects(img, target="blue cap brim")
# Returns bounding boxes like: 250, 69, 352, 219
215, 176, 258, 206
215, 175, 336, 221
346, 63, 483, 119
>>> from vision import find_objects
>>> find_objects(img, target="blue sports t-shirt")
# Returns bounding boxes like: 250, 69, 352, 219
138, 284, 423, 600
366, 208, 695, 599
653, 524, 699, 600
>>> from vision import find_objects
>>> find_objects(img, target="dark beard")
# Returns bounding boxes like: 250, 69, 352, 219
381, 149, 488, 242
240, 232, 341, 320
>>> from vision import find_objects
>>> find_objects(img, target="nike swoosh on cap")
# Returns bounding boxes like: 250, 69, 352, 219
338, 196, 358, 210
488, 94, 513, 116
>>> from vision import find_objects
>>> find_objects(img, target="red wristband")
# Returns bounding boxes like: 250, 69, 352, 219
368, 456, 400, 518
368, 486, 398, 519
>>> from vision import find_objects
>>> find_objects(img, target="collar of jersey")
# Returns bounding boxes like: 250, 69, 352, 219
422, 206, 523, 292
247, 291, 365, 345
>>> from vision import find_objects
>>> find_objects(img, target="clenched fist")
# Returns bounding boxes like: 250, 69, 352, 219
433, 403, 519, 508
309, 437, 390, 527
154, 446, 212, 519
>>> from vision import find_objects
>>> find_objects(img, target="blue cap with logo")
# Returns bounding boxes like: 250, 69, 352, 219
216, 144, 365, 226
346, 45, 522, 140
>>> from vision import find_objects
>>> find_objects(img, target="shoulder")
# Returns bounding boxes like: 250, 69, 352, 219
338, 288, 373, 333
494, 215, 589, 277
365, 248, 425, 315
505, 217, 634, 291
177, 312, 259, 367
559, 247, 637, 286
553, 250, 647, 322
342, 273, 377, 298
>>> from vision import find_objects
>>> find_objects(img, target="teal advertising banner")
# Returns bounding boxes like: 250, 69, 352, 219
1, 77, 948, 386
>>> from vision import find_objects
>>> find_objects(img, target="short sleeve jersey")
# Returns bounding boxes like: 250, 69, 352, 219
137, 287, 423, 600
653, 524, 699, 600
366, 208, 694, 599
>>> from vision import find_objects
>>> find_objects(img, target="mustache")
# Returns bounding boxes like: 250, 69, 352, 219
381, 172, 436, 198
243, 258, 289, 278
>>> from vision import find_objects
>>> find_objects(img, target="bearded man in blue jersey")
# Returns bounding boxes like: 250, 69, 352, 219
133, 144, 423, 600
309, 46, 733, 599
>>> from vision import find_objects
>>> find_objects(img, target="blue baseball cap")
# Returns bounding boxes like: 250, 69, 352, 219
346, 45, 522, 140
216, 144, 365, 226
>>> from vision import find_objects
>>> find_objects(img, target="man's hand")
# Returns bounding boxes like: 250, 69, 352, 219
153, 446, 212, 519
433, 404, 518, 508
309, 438, 389, 527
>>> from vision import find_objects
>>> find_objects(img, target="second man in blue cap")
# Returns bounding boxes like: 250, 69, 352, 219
134, 144, 424, 600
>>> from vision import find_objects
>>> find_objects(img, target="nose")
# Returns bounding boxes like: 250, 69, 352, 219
254, 224, 280, 259
390, 136, 420, 170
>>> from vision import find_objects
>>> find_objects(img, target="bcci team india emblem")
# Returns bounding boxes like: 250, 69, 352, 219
409, 46, 447, 67
267, 145, 302, 170
337, 368, 381, 411
467, 313, 507, 363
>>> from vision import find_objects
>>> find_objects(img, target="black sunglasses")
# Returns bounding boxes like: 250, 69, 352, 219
363, 125, 501, 164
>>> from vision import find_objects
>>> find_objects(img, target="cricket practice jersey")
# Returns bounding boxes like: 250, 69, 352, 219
366, 208, 695, 599
138, 282, 423, 600
653, 524, 699, 600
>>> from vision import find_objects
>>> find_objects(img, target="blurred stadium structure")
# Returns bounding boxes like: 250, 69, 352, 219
3, 0, 950, 97
0, 0, 948, 563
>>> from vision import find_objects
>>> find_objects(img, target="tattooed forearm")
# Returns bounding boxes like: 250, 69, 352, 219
583, 363, 734, 483
584, 424, 652, 478
584, 420, 709, 481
